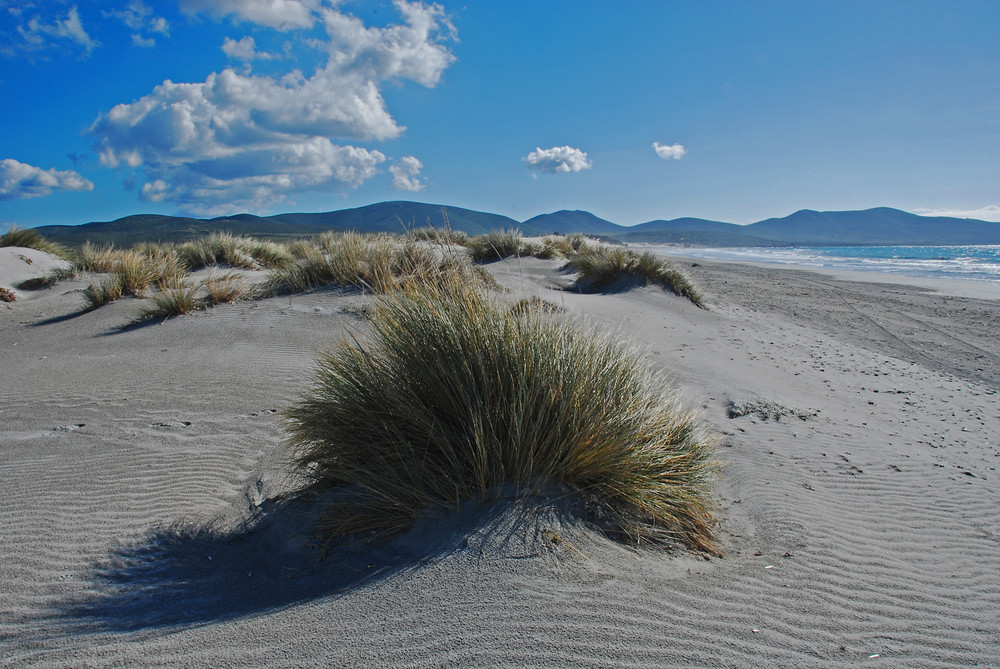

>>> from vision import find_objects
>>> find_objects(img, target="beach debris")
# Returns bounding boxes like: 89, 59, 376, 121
0, 287, 16, 302
727, 397, 817, 422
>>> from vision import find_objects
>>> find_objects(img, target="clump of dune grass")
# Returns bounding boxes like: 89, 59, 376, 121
285, 283, 719, 553
465, 228, 524, 262
567, 246, 705, 307
83, 275, 125, 311
201, 272, 246, 305
0, 286, 16, 302
510, 295, 562, 315
77, 243, 119, 273
17, 265, 77, 291
0, 224, 71, 259
546, 233, 595, 257
266, 233, 496, 296
176, 232, 294, 271
136, 280, 203, 321
406, 226, 469, 246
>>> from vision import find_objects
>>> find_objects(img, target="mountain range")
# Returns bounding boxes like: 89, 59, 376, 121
31, 202, 1000, 247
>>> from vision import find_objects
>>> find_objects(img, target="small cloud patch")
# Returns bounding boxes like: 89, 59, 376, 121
653, 142, 686, 160
523, 146, 592, 174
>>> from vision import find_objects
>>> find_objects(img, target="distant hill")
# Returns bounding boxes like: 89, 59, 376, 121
33, 201, 525, 247
745, 207, 1000, 245
26, 202, 1000, 248
522, 210, 622, 235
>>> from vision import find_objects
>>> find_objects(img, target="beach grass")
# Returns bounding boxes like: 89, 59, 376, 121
567, 246, 705, 307
266, 233, 496, 295
176, 232, 294, 271
284, 282, 719, 553
137, 280, 203, 321
0, 224, 71, 259
201, 273, 246, 305
465, 228, 525, 262
83, 275, 125, 311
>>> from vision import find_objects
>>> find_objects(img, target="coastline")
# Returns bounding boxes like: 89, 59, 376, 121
680, 255, 1000, 300
2, 252, 998, 667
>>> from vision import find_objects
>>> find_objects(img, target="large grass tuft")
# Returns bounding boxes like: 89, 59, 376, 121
567, 246, 705, 307
465, 228, 525, 262
176, 232, 294, 271
284, 283, 718, 553
266, 233, 495, 296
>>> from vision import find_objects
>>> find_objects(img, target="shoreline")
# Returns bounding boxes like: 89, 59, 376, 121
673, 254, 1000, 300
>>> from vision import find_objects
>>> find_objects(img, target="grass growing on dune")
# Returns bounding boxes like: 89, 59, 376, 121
176, 232, 294, 271
567, 246, 705, 308
0, 224, 71, 259
266, 233, 496, 295
284, 282, 719, 553
465, 228, 525, 262
83, 275, 125, 311
137, 280, 202, 321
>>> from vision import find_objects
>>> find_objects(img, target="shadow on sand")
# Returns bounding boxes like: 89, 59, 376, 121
60, 493, 575, 633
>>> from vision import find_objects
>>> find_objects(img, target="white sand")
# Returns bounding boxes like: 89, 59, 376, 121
2, 249, 998, 667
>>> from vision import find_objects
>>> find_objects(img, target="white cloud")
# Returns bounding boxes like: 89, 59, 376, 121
389, 156, 426, 191
0, 158, 94, 200
914, 205, 1000, 222
652, 142, 687, 160
222, 36, 276, 61
8, 5, 98, 56
523, 146, 592, 174
179, 0, 321, 31
89, 1, 455, 212
105, 1, 170, 47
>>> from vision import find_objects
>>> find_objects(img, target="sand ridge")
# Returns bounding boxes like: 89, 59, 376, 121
1, 252, 998, 667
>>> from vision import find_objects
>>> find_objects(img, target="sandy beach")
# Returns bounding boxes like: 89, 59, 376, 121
2, 248, 998, 667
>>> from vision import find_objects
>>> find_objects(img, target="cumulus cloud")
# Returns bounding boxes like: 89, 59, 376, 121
0, 158, 94, 200
179, 0, 322, 31
523, 146, 592, 174
652, 142, 687, 160
89, 1, 455, 212
914, 205, 1000, 222
5, 5, 98, 56
388, 156, 426, 192
222, 36, 276, 61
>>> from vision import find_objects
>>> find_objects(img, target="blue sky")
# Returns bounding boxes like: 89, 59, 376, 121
2, 1, 999, 229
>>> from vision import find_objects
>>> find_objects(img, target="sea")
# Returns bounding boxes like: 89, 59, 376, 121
646, 244, 1000, 286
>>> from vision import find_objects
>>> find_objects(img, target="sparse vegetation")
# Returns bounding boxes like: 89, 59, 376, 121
201, 273, 246, 305
465, 228, 525, 262
567, 246, 705, 307
0, 224, 70, 259
83, 275, 125, 311
0, 286, 16, 302
136, 280, 203, 322
284, 282, 719, 553
176, 232, 294, 271
265, 233, 495, 296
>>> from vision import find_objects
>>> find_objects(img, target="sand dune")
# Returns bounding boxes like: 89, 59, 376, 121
1, 249, 998, 667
